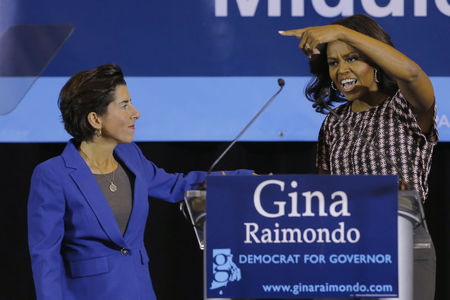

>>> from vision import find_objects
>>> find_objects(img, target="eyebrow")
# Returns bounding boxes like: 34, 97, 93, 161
327, 51, 359, 60
118, 99, 130, 105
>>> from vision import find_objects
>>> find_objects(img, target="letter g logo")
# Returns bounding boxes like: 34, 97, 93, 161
210, 249, 241, 291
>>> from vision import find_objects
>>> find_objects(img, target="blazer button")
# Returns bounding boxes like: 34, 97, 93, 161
120, 248, 129, 256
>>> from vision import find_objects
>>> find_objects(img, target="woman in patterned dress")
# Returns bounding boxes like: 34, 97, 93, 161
279, 14, 437, 300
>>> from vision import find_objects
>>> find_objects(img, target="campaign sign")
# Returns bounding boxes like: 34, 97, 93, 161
206, 175, 398, 298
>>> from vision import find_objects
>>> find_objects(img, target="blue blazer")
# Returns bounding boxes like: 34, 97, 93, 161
28, 141, 251, 300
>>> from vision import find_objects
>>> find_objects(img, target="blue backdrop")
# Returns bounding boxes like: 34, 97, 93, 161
1, 0, 449, 141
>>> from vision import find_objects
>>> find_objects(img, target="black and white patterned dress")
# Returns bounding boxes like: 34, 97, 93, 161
317, 90, 438, 201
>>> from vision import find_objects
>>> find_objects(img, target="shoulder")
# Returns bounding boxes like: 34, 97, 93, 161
115, 142, 144, 158
390, 90, 409, 109
32, 140, 78, 181
389, 90, 438, 143
321, 101, 350, 127
335, 101, 351, 113
389, 89, 420, 117
115, 142, 150, 167
388, 89, 421, 120
31, 156, 66, 184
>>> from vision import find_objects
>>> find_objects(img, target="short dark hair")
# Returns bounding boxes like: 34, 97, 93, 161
305, 14, 398, 113
58, 64, 126, 142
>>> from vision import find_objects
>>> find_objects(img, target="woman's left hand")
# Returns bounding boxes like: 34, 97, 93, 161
279, 25, 347, 57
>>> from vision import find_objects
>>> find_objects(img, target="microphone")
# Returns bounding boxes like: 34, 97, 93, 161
207, 78, 285, 175
317, 88, 413, 192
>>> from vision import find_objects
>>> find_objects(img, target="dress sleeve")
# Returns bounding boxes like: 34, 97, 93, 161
28, 163, 66, 300
316, 115, 331, 173
391, 90, 439, 144
131, 143, 253, 203
426, 101, 439, 144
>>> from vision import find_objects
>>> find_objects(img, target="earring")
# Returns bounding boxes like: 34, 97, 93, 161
330, 81, 338, 91
96, 128, 102, 137
374, 69, 380, 84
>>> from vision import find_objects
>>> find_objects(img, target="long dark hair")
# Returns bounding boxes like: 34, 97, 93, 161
305, 14, 398, 113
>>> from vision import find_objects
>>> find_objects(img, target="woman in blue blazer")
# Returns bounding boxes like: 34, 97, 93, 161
28, 64, 251, 300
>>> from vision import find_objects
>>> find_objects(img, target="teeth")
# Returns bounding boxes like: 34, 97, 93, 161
341, 79, 356, 85
339, 78, 358, 91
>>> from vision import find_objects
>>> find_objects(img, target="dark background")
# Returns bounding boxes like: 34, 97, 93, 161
0, 141, 448, 299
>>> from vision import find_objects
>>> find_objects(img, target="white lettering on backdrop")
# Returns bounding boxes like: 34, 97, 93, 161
215, 0, 450, 17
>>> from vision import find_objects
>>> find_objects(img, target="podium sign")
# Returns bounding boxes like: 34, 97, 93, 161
206, 175, 398, 299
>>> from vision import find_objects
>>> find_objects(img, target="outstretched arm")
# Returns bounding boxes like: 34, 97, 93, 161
279, 25, 435, 133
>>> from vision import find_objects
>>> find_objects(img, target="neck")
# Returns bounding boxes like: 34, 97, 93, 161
79, 140, 118, 174
352, 91, 390, 112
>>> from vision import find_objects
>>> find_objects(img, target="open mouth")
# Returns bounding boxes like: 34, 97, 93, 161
340, 78, 358, 92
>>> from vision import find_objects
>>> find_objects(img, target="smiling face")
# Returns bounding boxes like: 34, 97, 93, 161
327, 41, 380, 104
98, 84, 140, 144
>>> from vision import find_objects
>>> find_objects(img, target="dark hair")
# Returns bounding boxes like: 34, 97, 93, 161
305, 14, 398, 113
58, 64, 126, 142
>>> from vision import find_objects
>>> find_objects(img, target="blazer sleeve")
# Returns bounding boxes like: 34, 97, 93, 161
130, 143, 253, 203
28, 163, 66, 300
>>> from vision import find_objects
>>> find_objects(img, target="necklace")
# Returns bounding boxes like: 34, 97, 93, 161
107, 169, 118, 192
79, 147, 118, 192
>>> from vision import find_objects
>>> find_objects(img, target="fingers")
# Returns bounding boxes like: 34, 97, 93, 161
279, 28, 314, 58
299, 36, 313, 58
251, 172, 274, 176
280, 27, 326, 58
278, 28, 306, 38
299, 30, 321, 58
309, 38, 323, 54
304, 42, 322, 58
399, 181, 407, 191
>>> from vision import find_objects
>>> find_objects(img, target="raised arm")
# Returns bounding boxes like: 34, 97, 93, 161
279, 25, 435, 133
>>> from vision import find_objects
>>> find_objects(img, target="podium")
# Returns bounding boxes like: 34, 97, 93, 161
183, 175, 428, 299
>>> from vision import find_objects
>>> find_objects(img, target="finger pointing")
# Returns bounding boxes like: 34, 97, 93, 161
278, 28, 306, 37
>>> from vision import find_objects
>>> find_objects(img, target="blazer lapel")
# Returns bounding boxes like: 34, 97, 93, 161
62, 141, 127, 249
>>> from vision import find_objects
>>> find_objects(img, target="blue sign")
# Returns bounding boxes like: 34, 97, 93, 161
206, 175, 398, 298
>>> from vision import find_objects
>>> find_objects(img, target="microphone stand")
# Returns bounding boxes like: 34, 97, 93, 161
208, 78, 285, 175
182, 78, 286, 250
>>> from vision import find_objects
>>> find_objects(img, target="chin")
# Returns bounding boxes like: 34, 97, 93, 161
342, 90, 364, 102
117, 136, 134, 144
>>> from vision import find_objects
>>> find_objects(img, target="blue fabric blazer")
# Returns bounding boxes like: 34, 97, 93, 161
28, 140, 251, 300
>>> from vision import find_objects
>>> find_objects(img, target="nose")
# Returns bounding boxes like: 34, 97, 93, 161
337, 61, 350, 75
131, 104, 140, 120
